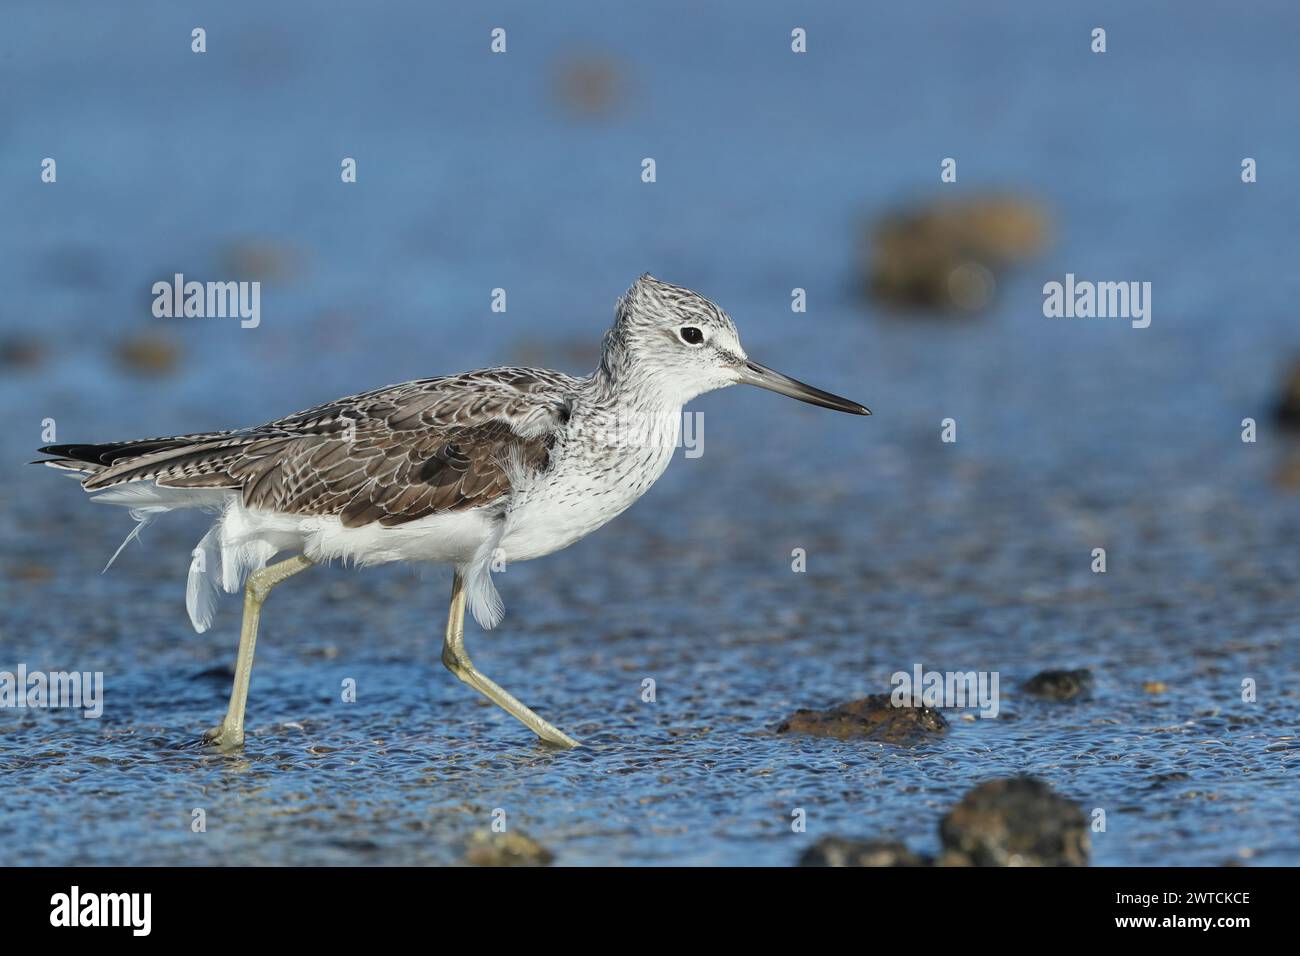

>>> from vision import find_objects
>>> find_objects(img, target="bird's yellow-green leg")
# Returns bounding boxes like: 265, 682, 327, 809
203, 554, 313, 750
441, 571, 580, 749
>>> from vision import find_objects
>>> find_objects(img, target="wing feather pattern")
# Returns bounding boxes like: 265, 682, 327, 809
40, 370, 573, 528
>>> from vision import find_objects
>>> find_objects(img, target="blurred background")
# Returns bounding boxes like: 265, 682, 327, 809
2, 1, 1298, 866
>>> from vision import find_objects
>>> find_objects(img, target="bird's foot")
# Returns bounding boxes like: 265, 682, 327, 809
202, 720, 245, 750
536, 724, 581, 749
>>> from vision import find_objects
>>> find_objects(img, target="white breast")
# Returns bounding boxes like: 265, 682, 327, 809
499, 405, 681, 562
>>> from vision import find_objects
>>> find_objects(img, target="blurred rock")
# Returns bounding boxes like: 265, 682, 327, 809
1273, 359, 1300, 430
553, 53, 625, 119
1023, 668, 1093, 700
798, 837, 930, 867
1142, 680, 1168, 694
776, 693, 948, 745
0, 335, 45, 371
1275, 452, 1300, 490
221, 240, 299, 282
945, 261, 997, 311
867, 196, 1049, 313
115, 335, 181, 377
461, 829, 554, 867
5, 562, 52, 583
1146, 771, 1190, 787
939, 777, 1089, 867
188, 665, 236, 682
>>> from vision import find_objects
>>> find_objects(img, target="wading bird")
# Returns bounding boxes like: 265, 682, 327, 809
37, 275, 869, 749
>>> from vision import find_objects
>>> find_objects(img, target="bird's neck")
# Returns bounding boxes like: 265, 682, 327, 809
577, 363, 681, 465
587, 351, 681, 417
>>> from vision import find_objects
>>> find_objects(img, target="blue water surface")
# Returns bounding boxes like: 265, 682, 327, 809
1, 1, 1298, 865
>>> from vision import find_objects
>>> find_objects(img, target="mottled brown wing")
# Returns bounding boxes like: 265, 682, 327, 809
229, 418, 554, 527
122, 371, 572, 526
74, 370, 572, 525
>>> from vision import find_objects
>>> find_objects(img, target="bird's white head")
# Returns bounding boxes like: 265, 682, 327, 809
600, 273, 870, 415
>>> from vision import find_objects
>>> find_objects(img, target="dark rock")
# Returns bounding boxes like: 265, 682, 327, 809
188, 665, 236, 682
939, 777, 1090, 867
1147, 772, 1191, 787
1274, 359, 1300, 429
461, 829, 554, 867
1022, 668, 1094, 700
776, 693, 948, 745
799, 837, 930, 867
867, 196, 1049, 313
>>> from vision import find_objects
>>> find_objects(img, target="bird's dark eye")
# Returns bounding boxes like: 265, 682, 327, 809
679, 327, 704, 345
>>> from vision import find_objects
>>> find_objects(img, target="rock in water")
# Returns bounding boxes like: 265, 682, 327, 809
939, 777, 1090, 866
461, 829, 554, 867
1274, 359, 1300, 429
115, 335, 180, 377
798, 837, 929, 867
867, 196, 1049, 313
1022, 668, 1094, 700
776, 693, 948, 745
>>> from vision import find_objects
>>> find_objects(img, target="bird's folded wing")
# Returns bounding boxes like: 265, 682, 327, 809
75, 372, 571, 527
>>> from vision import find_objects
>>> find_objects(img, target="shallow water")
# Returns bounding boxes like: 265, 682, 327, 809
2, 0, 1299, 865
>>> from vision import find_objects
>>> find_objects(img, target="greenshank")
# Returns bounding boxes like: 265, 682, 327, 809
37, 274, 869, 749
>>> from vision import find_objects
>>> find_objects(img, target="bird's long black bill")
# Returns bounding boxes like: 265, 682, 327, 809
738, 361, 870, 415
